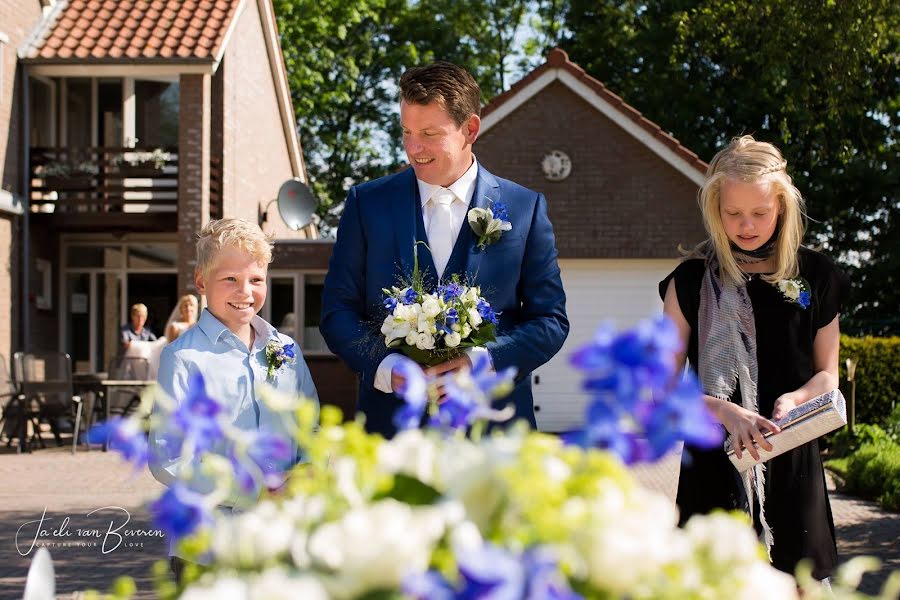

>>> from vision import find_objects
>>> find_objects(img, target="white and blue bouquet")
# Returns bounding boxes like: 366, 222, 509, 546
380, 246, 498, 367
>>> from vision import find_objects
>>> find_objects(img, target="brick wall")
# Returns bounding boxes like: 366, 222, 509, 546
177, 73, 211, 296
0, 0, 41, 195
221, 0, 299, 238
475, 81, 706, 259
0, 0, 42, 361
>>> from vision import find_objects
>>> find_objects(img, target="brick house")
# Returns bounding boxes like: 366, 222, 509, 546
476, 49, 708, 431
0, 1, 354, 409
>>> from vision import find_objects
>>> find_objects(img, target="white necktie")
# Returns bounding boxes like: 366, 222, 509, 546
428, 189, 456, 276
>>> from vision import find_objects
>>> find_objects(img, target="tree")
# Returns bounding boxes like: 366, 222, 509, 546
275, 0, 534, 234
549, 0, 899, 334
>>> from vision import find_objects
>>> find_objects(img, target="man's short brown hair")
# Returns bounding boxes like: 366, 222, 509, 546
399, 62, 481, 126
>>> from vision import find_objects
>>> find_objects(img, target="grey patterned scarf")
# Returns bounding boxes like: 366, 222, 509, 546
698, 247, 774, 555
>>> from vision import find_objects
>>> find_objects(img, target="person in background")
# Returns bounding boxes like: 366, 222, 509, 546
120, 303, 157, 353
164, 294, 199, 342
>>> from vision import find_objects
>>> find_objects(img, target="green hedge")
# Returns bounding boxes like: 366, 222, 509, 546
827, 439, 900, 512
839, 335, 900, 427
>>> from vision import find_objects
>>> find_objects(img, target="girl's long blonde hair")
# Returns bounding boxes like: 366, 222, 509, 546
694, 135, 806, 285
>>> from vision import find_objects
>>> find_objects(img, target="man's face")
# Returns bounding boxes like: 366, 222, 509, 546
195, 247, 268, 335
400, 100, 480, 187
131, 310, 147, 331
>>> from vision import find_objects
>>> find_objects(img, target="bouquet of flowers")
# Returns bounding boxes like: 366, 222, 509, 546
66, 317, 896, 600
380, 246, 498, 366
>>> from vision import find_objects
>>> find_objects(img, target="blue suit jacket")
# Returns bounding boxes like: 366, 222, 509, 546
320, 165, 569, 437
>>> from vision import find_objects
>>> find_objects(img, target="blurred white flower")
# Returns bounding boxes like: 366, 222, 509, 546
307, 500, 447, 599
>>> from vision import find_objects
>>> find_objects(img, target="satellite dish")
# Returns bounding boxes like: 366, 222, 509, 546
269, 178, 317, 231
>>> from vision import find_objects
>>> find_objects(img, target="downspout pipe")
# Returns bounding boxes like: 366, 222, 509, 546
20, 62, 30, 353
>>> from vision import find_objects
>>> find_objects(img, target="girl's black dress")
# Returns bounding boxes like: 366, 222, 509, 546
659, 247, 848, 579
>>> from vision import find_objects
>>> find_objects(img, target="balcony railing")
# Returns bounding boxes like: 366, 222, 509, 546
29, 147, 222, 217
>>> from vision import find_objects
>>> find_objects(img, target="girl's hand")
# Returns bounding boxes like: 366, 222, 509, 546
715, 400, 781, 461
771, 393, 800, 422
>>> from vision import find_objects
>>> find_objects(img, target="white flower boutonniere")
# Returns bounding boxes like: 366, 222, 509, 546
264, 338, 296, 379
776, 277, 811, 309
468, 200, 511, 250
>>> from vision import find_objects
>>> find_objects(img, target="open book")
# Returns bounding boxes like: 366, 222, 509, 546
725, 388, 847, 472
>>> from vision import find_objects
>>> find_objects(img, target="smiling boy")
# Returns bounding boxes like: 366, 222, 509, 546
149, 218, 318, 573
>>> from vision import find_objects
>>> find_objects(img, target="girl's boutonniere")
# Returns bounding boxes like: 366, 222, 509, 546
776, 277, 811, 309
264, 338, 296, 379
468, 200, 511, 250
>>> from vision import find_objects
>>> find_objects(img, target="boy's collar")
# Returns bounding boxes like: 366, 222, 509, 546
197, 308, 277, 345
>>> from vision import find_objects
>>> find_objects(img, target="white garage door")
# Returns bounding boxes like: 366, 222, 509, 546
533, 258, 679, 433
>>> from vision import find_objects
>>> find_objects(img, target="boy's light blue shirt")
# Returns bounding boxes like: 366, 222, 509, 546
148, 309, 318, 555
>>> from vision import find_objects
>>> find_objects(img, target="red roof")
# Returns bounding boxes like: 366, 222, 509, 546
22, 0, 241, 62
482, 48, 708, 174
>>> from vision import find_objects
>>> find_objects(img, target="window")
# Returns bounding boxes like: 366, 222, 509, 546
264, 272, 330, 353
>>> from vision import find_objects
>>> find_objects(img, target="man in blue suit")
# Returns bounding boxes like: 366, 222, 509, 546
320, 62, 568, 438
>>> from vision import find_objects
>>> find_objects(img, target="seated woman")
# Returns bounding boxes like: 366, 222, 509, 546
164, 294, 199, 343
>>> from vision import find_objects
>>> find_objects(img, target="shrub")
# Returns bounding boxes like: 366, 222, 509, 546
829, 439, 900, 512
839, 335, 900, 427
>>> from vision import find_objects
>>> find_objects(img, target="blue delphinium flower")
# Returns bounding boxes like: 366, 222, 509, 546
392, 357, 429, 431
476, 299, 499, 325
445, 308, 460, 325
438, 282, 463, 302
279, 343, 296, 360
432, 354, 517, 430
171, 372, 224, 454
385, 296, 399, 311
401, 287, 418, 305
150, 482, 208, 541
492, 201, 510, 223
86, 416, 148, 470
566, 316, 722, 464
246, 432, 294, 489
402, 570, 456, 600
405, 544, 582, 600
798, 290, 810, 309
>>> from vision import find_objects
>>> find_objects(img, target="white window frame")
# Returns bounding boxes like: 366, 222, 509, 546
59, 235, 178, 372
264, 270, 331, 356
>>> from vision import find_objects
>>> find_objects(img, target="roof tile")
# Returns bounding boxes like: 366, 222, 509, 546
26, 0, 241, 62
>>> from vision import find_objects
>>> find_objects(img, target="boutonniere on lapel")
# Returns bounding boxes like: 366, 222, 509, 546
264, 338, 296, 379
468, 199, 511, 250
775, 277, 811, 309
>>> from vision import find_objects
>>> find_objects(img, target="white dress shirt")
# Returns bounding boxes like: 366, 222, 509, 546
374, 158, 491, 392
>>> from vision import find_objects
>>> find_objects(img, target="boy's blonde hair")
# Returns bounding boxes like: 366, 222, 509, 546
130, 303, 148, 316
196, 218, 274, 278
695, 135, 806, 286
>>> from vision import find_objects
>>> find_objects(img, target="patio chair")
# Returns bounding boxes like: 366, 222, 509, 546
13, 352, 83, 454
0, 353, 31, 453
107, 356, 151, 417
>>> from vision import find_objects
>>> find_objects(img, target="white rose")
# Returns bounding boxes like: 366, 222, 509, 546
417, 313, 433, 334
405, 331, 418, 346
211, 502, 295, 568
422, 295, 442, 318
778, 279, 801, 300
416, 333, 435, 350
444, 332, 462, 348
468, 307, 483, 327
249, 569, 329, 600
377, 429, 437, 484
308, 500, 447, 599
180, 576, 248, 600
380, 315, 394, 335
